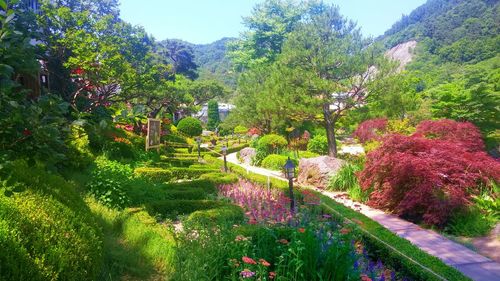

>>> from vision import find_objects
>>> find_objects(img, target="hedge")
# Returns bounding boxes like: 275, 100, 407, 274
145, 200, 226, 219
199, 172, 239, 185
186, 204, 245, 225
205, 143, 249, 157
134, 167, 173, 183
169, 167, 219, 180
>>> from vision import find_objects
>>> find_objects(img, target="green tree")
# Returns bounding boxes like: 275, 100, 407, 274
275, 3, 388, 156
228, 0, 304, 70
207, 100, 220, 131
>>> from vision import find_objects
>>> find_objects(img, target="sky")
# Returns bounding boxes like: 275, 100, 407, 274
119, 0, 427, 44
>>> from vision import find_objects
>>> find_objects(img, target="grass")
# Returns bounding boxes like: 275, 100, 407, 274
87, 197, 175, 280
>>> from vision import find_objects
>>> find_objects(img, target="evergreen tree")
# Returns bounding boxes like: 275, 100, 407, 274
207, 100, 220, 131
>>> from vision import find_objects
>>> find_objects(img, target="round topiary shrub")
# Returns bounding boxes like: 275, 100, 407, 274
261, 154, 291, 170
234, 125, 248, 135
177, 117, 203, 137
307, 135, 328, 155
254, 134, 288, 165
257, 134, 288, 154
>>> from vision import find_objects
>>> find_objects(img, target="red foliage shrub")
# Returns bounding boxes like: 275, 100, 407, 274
359, 134, 500, 226
353, 118, 388, 143
247, 127, 262, 136
415, 119, 485, 152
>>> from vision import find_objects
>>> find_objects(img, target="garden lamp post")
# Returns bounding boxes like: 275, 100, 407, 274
222, 145, 228, 172
284, 157, 296, 214
196, 137, 202, 162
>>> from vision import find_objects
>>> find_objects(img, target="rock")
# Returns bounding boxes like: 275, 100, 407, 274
297, 156, 345, 189
239, 147, 256, 165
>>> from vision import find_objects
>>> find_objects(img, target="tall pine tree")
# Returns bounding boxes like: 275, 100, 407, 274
207, 100, 220, 131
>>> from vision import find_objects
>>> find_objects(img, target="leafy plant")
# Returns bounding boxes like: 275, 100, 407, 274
261, 154, 290, 171
177, 117, 203, 137
307, 135, 329, 155
87, 157, 132, 209
328, 162, 363, 192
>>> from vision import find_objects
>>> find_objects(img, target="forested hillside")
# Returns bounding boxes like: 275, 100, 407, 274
192, 38, 238, 88
158, 38, 238, 89
370, 0, 499, 153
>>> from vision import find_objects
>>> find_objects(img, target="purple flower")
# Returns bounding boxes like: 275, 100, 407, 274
240, 269, 255, 278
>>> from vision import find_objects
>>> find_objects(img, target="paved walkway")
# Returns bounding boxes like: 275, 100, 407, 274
223, 152, 500, 281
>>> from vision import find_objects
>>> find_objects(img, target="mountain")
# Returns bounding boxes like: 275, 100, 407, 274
380, 0, 499, 65
377, 0, 499, 150
158, 37, 238, 89
192, 37, 238, 89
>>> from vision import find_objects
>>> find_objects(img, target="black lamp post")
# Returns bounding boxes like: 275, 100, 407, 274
196, 136, 202, 161
284, 157, 296, 214
222, 145, 228, 172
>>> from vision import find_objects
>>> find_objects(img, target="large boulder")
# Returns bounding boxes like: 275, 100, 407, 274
239, 147, 256, 165
297, 156, 344, 189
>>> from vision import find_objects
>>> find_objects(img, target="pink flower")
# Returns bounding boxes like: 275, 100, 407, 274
242, 256, 257, 265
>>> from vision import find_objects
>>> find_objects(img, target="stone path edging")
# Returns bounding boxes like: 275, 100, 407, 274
222, 152, 500, 281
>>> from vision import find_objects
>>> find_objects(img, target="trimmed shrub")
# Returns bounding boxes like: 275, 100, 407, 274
254, 134, 288, 164
186, 204, 245, 225
134, 167, 173, 183
307, 135, 329, 155
145, 200, 225, 219
234, 125, 248, 135
353, 118, 388, 144
359, 134, 500, 226
177, 117, 203, 137
415, 119, 485, 152
257, 134, 288, 154
261, 154, 292, 171
169, 167, 219, 180
199, 172, 239, 185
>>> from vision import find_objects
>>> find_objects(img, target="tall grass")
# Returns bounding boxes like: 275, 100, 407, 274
328, 162, 370, 202
328, 162, 363, 192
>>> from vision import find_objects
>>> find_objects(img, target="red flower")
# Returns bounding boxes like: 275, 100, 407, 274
242, 256, 257, 265
277, 239, 289, 245
298, 228, 305, 233
269, 272, 276, 279
259, 258, 270, 267
22, 128, 31, 136
361, 274, 372, 281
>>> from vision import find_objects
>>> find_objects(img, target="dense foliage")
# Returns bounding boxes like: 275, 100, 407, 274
207, 100, 220, 131
359, 133, 500, 226
353, 118, 388, 144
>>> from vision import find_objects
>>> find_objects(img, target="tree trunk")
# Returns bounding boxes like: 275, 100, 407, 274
322, 103, 338, 157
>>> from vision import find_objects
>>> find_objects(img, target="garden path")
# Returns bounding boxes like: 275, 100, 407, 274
223, 152, 500, 281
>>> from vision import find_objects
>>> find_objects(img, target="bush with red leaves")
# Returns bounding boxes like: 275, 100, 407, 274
247, 127, 262, 136
359, 134, 500, 226
353, 118, 388, 143
415, 119, 485, 152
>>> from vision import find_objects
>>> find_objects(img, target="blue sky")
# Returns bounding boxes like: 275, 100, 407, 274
119, 0, 427, 44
